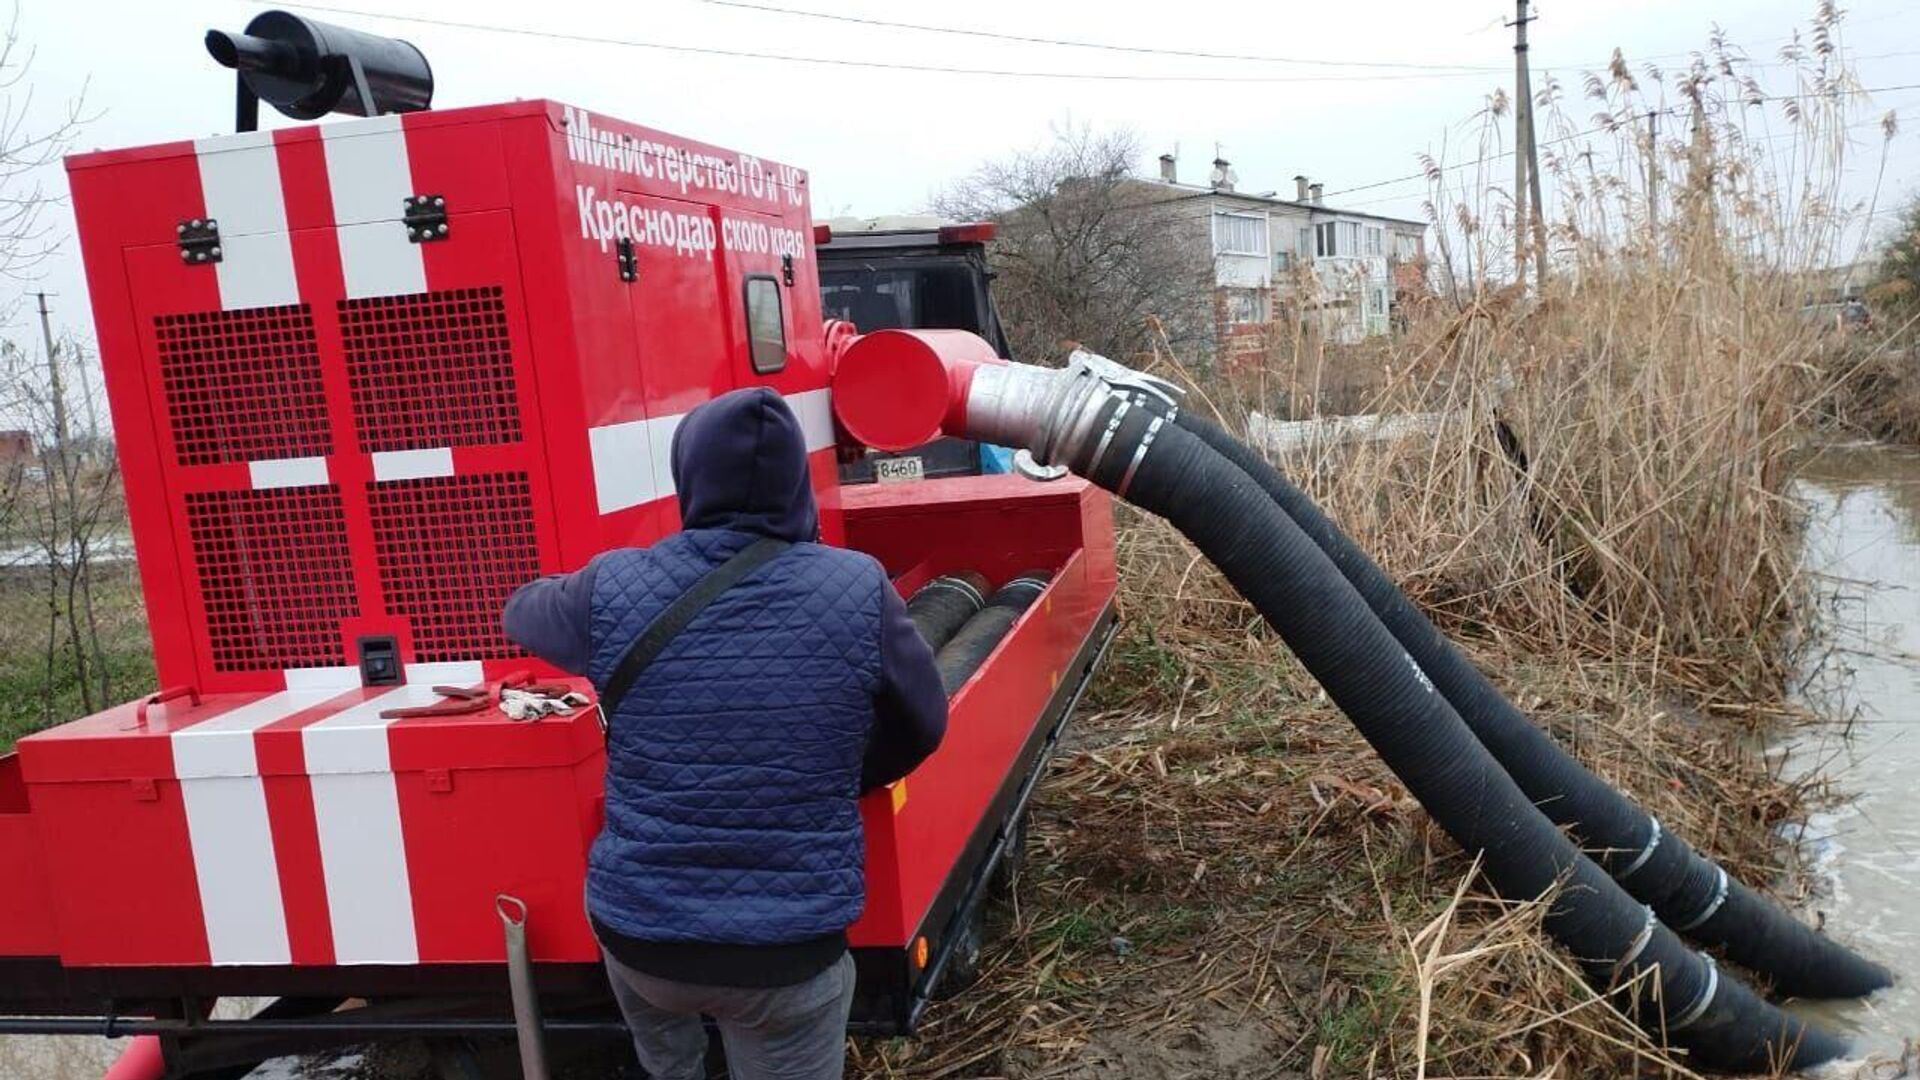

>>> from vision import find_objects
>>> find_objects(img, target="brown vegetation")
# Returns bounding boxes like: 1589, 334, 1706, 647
852, 7, 1912, 1077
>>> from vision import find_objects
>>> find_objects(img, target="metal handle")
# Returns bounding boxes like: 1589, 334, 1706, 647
135, 685, 201, 727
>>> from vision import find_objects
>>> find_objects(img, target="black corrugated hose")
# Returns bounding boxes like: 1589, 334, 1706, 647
907, 571, 992, 652
1064, 398, 1843, 1071
1161, 405, 1890, 1001
934, 573, 1051, 694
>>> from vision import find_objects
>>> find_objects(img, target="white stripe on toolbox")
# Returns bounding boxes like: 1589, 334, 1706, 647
174, 690, 339, 966
309, 770, 420, 964
193, 130, 300, 310
304, 685, 428, 965
371, 447, 455, 481
322, 115, 426, 299
585, 388, 832, 514
181, 777, 293, 965
248, 456, 329, 490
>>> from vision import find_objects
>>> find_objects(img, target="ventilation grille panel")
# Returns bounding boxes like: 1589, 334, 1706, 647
186, 486, 358, 671
340, 287, 522, 454
369, 472, 538, 663
155, 305, 332, 466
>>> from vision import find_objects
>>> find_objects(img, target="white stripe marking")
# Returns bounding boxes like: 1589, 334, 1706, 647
647, 411, 683, 503
405, 660, 485, 686
285, 667, 362, 693
249, 456, 329, 490
304, 685, 426, 965
372, 447, 455, 481
302, 686, 432, 775
194, 131, 300, 310
174, 691, 339, 779
585, 389, 830, 515
181, 777, 293, 965
588, 418, 659, 515
787, 388, 836, 452
174, 689, 338, 966
322, 115, 426, 299
310, 770, 420, 964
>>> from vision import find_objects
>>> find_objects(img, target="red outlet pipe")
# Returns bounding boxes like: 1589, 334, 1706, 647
830, 328, 999, 451
100, 1036, 164, 1080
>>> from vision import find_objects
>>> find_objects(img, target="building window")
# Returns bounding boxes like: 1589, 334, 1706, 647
1272, 251, 1292, 274
744, 275, 786, 373
1365, 226, 1384, 256
1225, 288, 1269, 324
1373, 287, 1388, 314
1393, 232, 1423, 261
1314, 221, 1364, 258
1213, 211, 1268, 256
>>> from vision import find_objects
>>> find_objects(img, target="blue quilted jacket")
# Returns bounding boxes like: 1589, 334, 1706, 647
502, 388, 947, 981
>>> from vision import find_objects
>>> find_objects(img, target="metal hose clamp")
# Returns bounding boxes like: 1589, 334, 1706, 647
1086, 397, 1133, 479
1672, 866, 1729, 932
1617, 817, 1663, 881
1116, 415, 1164, 499
1668, 956, 1720, 1032
919, 577, 986, 610
1614, 904, 1658, 974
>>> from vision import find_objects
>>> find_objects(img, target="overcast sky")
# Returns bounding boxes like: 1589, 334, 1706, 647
6, 0, 1919, 350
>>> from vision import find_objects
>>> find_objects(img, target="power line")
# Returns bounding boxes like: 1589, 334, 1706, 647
706, 0, 1920, 82
1323, 81, 1920, 200
698, 0, 1504, 73
280, 3, 1502, 84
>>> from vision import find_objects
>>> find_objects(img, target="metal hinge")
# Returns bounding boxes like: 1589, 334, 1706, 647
781, 253, 795, 286
177, 218, 222, 264
616, 237, 638, 282
404, 194, 449, 242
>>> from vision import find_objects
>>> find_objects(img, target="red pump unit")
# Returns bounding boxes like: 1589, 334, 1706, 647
0, 30, 1116, 1066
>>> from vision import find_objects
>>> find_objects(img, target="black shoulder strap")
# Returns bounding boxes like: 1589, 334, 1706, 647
599, 536, 789, 719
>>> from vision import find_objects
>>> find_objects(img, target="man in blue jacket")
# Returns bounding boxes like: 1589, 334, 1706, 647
503, 387, 948, 1080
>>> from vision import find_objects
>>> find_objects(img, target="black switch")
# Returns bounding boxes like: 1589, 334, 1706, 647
357, 635, 403, 686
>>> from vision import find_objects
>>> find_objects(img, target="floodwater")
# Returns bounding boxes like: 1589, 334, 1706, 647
1788, 444, 1920, 1060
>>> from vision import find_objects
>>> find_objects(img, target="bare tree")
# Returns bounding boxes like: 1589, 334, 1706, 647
0, 4, 114, 741
933, 126, 1216, 364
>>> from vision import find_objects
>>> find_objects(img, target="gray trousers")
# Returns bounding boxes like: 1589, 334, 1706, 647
601, 948, 856, 1080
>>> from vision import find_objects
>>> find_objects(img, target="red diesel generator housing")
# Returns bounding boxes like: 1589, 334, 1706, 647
0, 99, 1116, 1045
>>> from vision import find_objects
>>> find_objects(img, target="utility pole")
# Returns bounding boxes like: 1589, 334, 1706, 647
1510, 0, 1546, 290
1512, 0, 1532, 285
1646, 109, 1660, 241
35, 292, 70, 455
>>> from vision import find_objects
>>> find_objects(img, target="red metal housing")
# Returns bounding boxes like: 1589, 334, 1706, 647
0, 99, 1115, 1027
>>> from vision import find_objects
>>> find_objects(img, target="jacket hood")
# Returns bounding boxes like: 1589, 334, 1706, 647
670, 387, 818, 541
